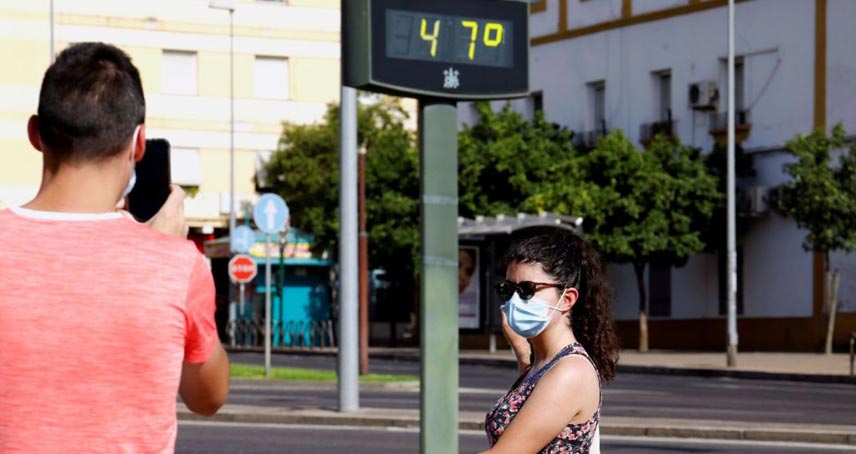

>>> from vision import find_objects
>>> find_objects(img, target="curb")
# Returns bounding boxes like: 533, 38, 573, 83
601, 424, 856, 446
615, 364, 856, 385
227, 347, 856, 385
178, 410, 856, 446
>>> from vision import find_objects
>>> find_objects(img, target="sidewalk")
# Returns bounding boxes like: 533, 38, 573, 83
269, 346, 856, 383
456, 348, 856, 383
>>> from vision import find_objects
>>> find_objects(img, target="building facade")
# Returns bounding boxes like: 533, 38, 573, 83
462, 0, 856, 350
0, 0, 341, 239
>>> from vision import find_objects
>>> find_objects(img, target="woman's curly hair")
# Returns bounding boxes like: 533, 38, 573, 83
504, 226, 620, 382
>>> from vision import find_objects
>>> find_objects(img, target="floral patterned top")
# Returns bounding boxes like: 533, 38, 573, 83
485, 343, 601, 454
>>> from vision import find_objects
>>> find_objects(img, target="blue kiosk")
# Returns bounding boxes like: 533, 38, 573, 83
204, 228, 333, 348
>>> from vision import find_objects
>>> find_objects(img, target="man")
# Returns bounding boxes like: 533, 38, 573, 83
0, 42, 229, 453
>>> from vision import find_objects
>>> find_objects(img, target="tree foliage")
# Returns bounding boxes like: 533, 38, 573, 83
263, 98, 420, 277
777, 123, 856, 254
458, 103, 583, 218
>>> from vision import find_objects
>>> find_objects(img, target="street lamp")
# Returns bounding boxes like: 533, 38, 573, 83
49, 0, 55, 63
209, 0, 236, 241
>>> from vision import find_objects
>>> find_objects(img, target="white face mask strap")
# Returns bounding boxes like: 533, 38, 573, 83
129, 125, 141, 164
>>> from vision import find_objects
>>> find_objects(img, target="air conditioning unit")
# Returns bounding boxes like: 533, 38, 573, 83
738, 186, 772, 215
688, 81, 719, 110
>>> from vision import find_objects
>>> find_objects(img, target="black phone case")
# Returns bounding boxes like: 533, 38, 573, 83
128, 138, 171, 222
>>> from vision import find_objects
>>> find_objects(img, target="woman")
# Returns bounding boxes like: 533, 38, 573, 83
482, 227, 619, 454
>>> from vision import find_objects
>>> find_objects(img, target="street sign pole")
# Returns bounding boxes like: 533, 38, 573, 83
239, 282, 245, 323
419, 101, 459, 454
265, 234, 273, 377
252, 193, 289, 378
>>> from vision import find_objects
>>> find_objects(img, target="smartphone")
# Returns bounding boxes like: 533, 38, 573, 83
127, 138, 171, 222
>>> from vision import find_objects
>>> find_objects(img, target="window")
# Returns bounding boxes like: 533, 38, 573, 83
654, 70, 672, 122
254, 56, 289, 99
161, 51, 197, 95
720, 56, 746, 111
735, 59, 745, 111
170, 147, 202, 187
255, 150, 274, 191
526, 91, 543, 118
587, 81, 606, 133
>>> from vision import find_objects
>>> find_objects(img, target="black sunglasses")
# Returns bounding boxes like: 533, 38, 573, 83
494, 280, 564, 301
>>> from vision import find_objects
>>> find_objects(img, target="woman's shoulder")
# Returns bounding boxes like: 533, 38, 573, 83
536, 345, 600, 393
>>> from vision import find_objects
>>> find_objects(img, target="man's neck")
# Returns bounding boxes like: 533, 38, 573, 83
24, 163, 125, 214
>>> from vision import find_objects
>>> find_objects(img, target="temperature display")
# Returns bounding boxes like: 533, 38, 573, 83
385, 10, 514, 68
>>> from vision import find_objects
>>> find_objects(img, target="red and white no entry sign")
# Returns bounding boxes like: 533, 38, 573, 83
229, 254, 257, 283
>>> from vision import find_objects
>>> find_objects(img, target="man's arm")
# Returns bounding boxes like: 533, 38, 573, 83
178, 341, 230, 416
145, 186, 230, 415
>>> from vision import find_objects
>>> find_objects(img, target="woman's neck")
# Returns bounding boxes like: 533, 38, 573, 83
529, 320, 576, 370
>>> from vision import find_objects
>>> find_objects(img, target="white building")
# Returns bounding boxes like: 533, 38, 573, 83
0, 0, 341, 242
461, 0, 856, 350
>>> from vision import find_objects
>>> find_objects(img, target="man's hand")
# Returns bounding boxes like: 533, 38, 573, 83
146, 185, 189, 238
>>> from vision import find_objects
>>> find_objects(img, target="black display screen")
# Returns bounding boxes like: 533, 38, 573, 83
385, 10, 514, 68
346, 0, 528, 100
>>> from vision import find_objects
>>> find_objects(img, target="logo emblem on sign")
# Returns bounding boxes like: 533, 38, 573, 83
443, 67, 460, 89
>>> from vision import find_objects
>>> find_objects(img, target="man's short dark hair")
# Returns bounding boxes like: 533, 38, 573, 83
37, 42, 145, 163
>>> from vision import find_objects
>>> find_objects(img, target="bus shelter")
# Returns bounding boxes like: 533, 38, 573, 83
457, 212, 583, 350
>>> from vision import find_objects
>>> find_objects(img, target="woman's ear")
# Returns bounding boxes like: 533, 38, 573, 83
560, 288, 579, 312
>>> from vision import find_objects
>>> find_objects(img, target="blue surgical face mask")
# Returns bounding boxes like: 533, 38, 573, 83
501, 289, 566, 339
118, 126, 141, 204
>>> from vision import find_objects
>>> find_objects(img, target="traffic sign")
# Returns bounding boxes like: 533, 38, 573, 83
231, 225, 255, 253
253, 194, 289, 234
228, 254, 257, 283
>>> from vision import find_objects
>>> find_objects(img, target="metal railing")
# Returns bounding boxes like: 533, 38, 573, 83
573, 119, 608, 149
639, 119, 677, 142
710, 109, 751, 131
228, 318, 336, 350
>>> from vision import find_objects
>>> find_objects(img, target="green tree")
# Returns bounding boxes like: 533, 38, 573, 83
263, 98, 420, 291
776, 123, 856, 353
458, 102, 583, 217
459, 107, 720, 351
579, 132, 720, 351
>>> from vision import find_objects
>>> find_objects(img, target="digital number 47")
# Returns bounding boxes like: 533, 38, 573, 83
420, 19, 504, 60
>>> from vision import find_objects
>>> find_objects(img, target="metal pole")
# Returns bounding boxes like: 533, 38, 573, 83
726, 0, 739, 368
850, 331, 854, 376
265, 235, 272, 377
419, 100, 459, 454
359, 146, 369, 375
228, 9, 236, 238
338, 86, 359, 412
279, 231, 286, 347
49, 0, 55, 63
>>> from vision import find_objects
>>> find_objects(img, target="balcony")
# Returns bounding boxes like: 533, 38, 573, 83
709, 110, 752, 145
639, 119, 677, 149
572, 120, 608, 150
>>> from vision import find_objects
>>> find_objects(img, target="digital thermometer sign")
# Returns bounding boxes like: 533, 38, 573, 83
344, 0, 529, 100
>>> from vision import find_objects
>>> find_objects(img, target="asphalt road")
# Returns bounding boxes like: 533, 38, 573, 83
226, 351, 856, 426
176, 421, 856, 454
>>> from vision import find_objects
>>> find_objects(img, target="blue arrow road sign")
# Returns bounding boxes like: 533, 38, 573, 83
253, 194, 289, 234
231, 225, 256, 253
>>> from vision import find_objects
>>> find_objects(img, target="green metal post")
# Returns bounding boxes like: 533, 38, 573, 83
419, 100, 459, 454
